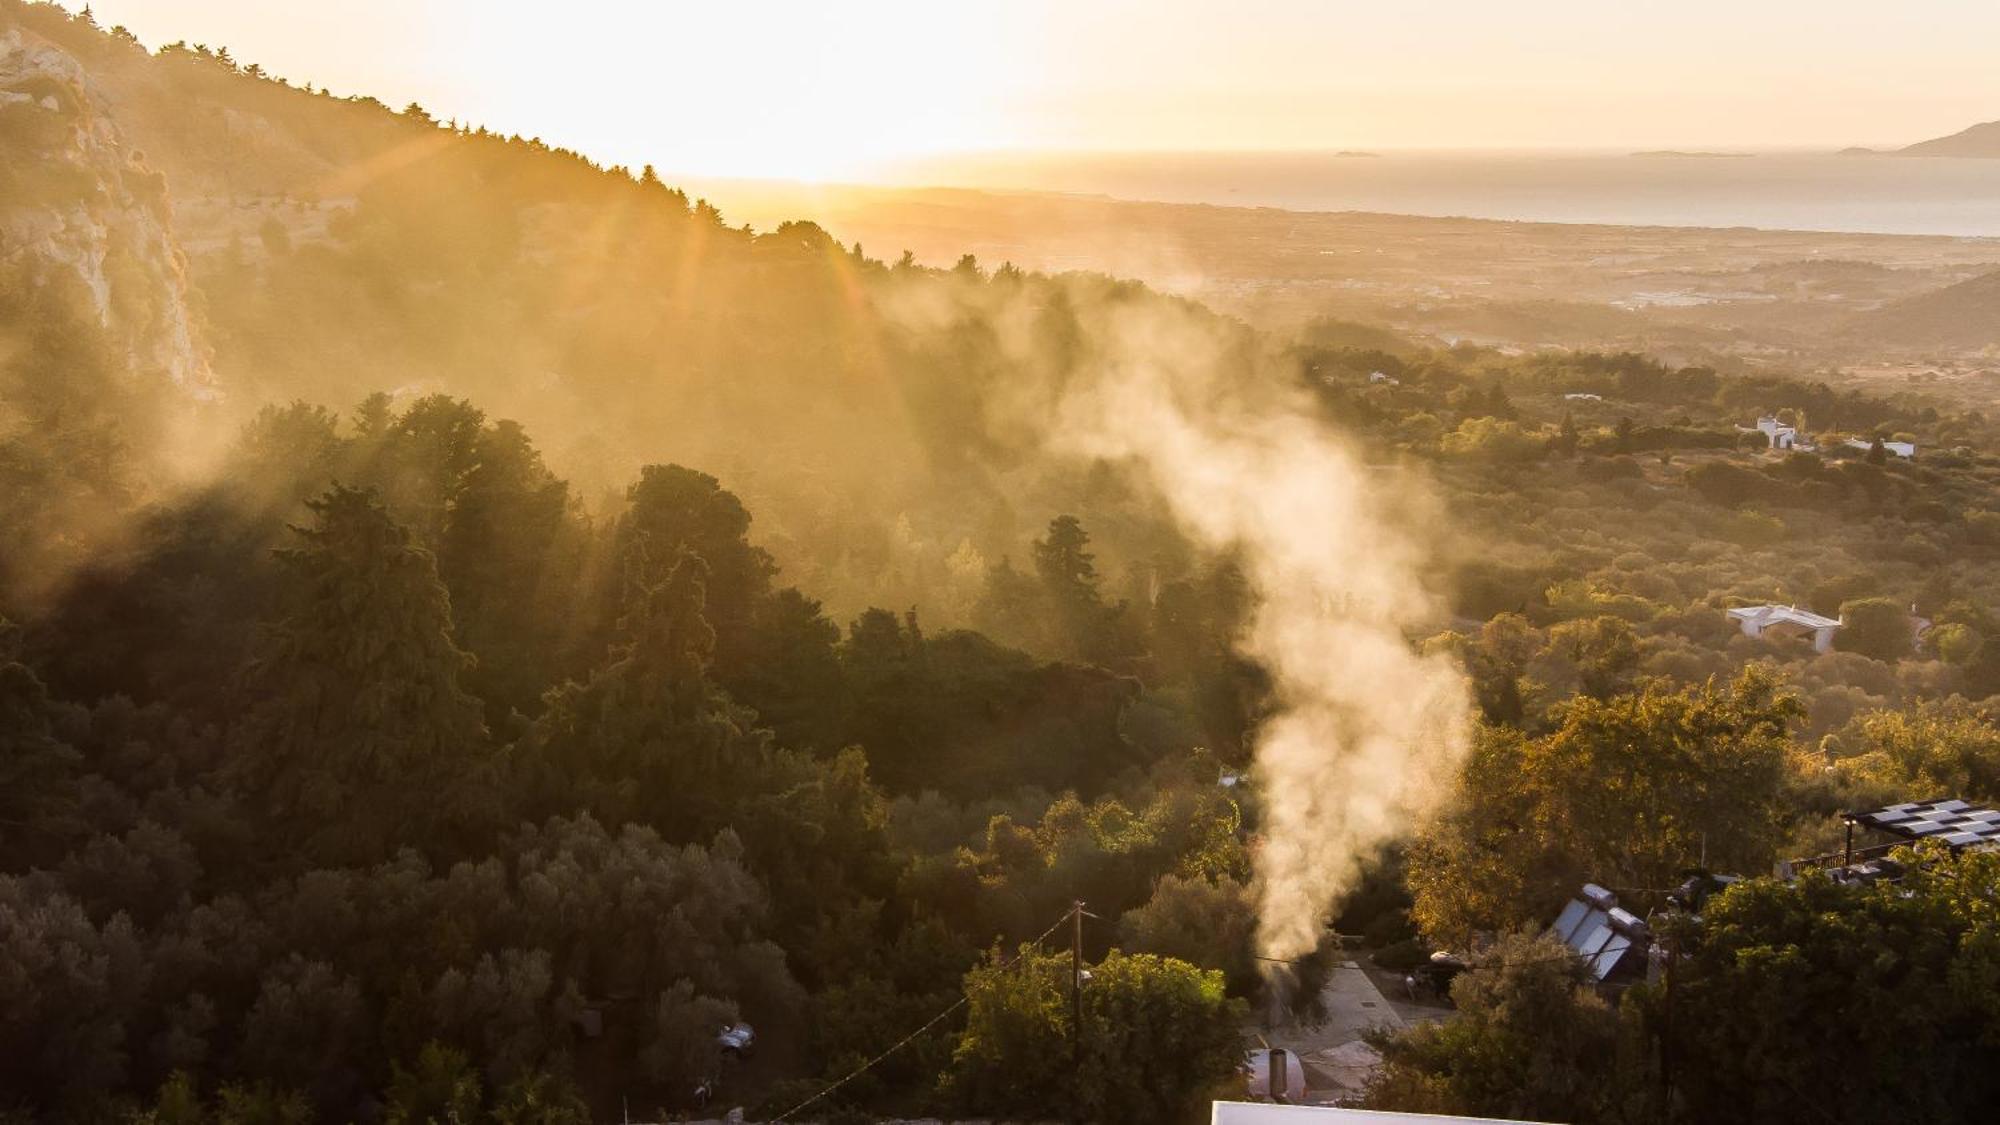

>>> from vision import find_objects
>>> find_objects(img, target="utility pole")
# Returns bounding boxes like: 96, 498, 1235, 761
1070, 900, 1085, 1125
1661, 918, 1677, 1115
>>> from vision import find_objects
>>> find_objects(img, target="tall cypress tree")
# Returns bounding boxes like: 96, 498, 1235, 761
522, 553, 768, 835
231, 485, 492, 865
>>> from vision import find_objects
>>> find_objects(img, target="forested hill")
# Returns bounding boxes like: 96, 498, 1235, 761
1, 7, 1274, 1120
16, 3, 2000, 1123
0, 0, 1257, 627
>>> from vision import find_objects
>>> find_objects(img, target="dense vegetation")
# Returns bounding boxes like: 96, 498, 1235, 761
8, 3, 2000, 1122
0, 367, 1265, 1121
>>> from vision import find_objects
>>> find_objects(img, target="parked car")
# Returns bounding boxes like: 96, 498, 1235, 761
717, 1021, 755, 1057
1406, 950, 1467, 1000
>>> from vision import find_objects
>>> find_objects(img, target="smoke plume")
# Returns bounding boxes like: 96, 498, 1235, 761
1043, 297, 1473, 965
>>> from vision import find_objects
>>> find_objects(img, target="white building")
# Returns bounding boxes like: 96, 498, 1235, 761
1564, 392, 1603, 402
1748, 415, 1803, 451
1728, 604, 1843, 653
1846, 437, 1916, 459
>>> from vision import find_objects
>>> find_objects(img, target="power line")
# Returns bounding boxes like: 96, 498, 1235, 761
769, 904, 1084, 1123
1256, 948, 1597, 972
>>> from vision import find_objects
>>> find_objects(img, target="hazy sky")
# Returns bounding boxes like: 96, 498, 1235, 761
55, 0, 2000, 179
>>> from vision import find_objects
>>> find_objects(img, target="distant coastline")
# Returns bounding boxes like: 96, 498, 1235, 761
862, 149, 2000, 237
1631, 150, 1754, 158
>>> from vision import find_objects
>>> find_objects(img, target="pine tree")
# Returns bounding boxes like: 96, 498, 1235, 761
523, 553, 768, 833
1553, 410, 1580, 457
610, 465, 776, 683
0, 625, 82, 870
231, 485, 491, 865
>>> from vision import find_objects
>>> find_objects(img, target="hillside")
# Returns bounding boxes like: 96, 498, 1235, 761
1848, 268, 2000, 349
18, 4, 2000, 1124
0, 0, 1261, 625
686, 177, 2000, 396
1900, 120, 2000, 157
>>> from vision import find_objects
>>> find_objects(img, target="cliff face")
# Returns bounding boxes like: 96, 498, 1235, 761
0, 27, 214, 395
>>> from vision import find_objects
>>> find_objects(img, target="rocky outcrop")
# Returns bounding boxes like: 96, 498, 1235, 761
0, 27, 214, 394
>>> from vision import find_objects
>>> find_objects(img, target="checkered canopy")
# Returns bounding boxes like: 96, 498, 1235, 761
1847, 798, 2000, 850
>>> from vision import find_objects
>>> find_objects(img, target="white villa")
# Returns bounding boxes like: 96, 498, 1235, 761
1729, 604, 1843, 653
1746, 415, 1810, 451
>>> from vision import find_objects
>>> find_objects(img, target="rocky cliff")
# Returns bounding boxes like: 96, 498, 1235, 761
0, 27, 214, 394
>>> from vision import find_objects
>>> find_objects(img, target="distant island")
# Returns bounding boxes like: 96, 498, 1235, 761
1898, 120, 2000, 157
1333, 150, 1380, 158
1631, 150, 1754, 158
1845, 121, 2000, 158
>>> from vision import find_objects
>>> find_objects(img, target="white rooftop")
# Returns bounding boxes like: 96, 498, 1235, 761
1727, 604, 1841, 630
1214, 1103, 1546, 1124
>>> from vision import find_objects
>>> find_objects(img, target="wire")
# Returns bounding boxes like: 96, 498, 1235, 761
768, 905, 1083, 1123
1257, 948, 1609, 972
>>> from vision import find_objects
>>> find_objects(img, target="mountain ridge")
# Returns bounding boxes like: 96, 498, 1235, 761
1898, 120, 2000, 158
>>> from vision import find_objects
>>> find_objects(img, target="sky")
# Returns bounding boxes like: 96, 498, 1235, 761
54, 0, 2000, 181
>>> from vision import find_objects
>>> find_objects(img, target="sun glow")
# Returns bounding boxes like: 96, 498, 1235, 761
55, 0, 2000, 180
64, 0, 1044, 182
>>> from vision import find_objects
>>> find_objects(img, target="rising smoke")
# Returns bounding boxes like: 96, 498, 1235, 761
1035, 296, 1473, 967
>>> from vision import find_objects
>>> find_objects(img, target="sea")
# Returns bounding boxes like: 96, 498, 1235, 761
872, 150, 2000, 238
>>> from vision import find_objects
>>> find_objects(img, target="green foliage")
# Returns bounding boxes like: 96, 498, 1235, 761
1665, 849, 2000, 1124
1826, 700, 2000, 806
1543, 616, 1641, 698
214, 1082, 314, 1125
946, 946, 1244, 1125
1371, 938, 1429, 974
12, 10, 2000, 1118
1409, 669, 1801, 944
978, 515, 1145, 670
639, 980, 736, 1091
0, 651, 82, 869
1117, 874, 1259, 995
1685, 460, 1764, 506
1836, 596, 1913, 662
612, 464, 776, 686
383, 1042, 481, 1125
0, 271, 153, 593
1440, 417, 1543, 462
837, 609, 1141, 798
0, 877, 148, 1110
1932, 621, 1983, 665
487, 1072, 590, 1125
1365, 932, 1627, 1123
228, 485, 494, 865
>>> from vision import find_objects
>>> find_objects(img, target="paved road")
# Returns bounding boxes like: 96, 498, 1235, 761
1251, 955, 1450, 1105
